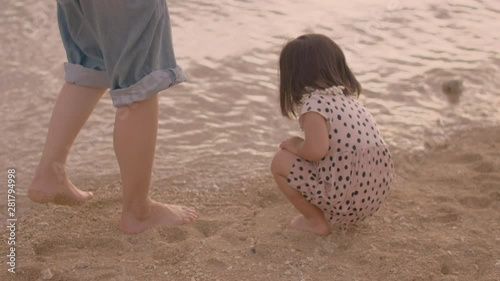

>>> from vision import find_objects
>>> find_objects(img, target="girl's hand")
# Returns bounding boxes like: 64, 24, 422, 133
279, 136, 304, 155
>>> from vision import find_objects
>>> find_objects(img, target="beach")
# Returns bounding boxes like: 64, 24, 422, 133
1, 0, 500, 280
0, 126, 499, 281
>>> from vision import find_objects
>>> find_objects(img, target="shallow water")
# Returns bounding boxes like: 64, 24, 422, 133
1, 0, 499, 193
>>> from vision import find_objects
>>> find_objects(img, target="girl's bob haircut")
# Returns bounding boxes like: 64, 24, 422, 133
279, 34, 362, 118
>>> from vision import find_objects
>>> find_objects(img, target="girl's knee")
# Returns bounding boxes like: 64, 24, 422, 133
270, 149, 295, 176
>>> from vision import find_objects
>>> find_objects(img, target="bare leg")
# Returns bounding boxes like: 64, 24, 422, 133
114, 95, 197, 234
271, 149, 331, 235
28, 83, 106, 205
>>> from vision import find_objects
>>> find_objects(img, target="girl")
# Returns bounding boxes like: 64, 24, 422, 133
271, 34, 395, 235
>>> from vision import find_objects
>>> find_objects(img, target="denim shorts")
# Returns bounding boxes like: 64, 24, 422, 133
57, 0, 185, 107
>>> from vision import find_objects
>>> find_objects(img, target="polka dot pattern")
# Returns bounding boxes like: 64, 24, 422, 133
288, 92, 395, 231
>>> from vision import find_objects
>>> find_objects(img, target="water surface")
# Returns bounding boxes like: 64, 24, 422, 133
1, 0, 499, 193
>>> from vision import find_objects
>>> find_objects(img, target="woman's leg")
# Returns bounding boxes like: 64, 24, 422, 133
114, 95, 197, 234
271, 149, 331, 235
28, 83, 106, 205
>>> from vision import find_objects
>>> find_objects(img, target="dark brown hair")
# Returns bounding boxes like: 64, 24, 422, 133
279, 34, 362, 118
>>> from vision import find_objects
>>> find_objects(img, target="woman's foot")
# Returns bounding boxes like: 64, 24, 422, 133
120, 200, 197, 234
289, 215, 331, 236
28, 174, 93, 205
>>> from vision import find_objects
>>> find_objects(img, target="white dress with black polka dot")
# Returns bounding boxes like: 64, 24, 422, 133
287, 87, 395, 231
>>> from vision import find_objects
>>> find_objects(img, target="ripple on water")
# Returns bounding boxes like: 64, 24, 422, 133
2, 0, 500, 194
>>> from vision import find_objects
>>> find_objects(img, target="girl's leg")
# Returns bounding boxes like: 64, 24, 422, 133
114, 95, 197, 234
271, 149, 331, 235
28, 83, 106, 205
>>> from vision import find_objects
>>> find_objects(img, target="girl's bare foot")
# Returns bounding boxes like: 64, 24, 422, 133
120, 201, 197, 234
289, 215, 331, 236
28, 175, 93, 205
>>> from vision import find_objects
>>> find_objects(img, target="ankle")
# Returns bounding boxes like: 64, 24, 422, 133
34, 162, 68, 183
122, 199, 154, 220
304, 214, 327, 224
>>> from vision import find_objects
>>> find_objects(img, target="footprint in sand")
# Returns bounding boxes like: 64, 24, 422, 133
158, 226, 188, 243
193, 219, 228, 237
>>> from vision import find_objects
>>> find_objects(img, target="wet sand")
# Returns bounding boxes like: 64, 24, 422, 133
2, 0, 500, 196
1, 126, 498, 281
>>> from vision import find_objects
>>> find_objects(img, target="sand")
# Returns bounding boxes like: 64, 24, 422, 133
0, 126, 498, 281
